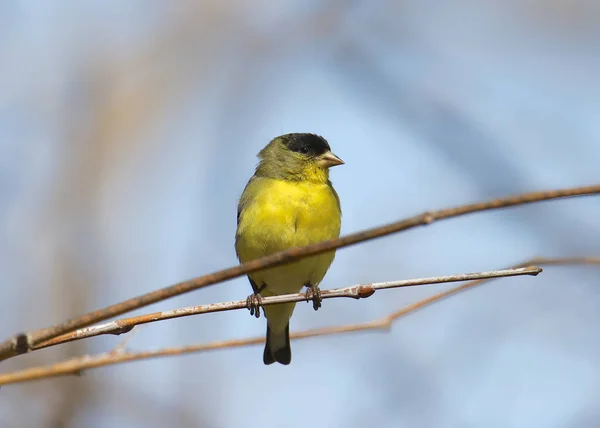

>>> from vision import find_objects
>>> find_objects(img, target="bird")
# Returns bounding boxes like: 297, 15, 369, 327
235, 133, 343, 365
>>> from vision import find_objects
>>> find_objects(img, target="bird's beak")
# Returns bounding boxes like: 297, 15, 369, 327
318, 151, 344, 168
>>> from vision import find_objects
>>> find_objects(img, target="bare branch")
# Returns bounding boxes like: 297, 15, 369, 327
34, 266, 541, 350
3, 256, 600, 386
0, 266, 545, 385
0, 184, 598, 362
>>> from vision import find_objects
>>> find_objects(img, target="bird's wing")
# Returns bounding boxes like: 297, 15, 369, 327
237, 176, 257, 226
327, 179, 342, 213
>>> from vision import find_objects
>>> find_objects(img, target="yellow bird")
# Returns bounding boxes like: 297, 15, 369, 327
235, 133, 343, 365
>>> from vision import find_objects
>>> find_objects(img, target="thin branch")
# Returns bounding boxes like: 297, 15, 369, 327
36, 257, 600, 352
34, 267, 541, 350
0, 266, 544, 385
1, 184, 598, 361
3, 256, 599, 386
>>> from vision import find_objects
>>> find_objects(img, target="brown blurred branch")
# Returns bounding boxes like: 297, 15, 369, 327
0, 266, 543, 385
0, 184, 598, 362
35, 267, 540, 350
2, 256, 599, 386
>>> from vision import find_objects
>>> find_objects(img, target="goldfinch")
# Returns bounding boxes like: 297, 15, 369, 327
235, 133, 343, 365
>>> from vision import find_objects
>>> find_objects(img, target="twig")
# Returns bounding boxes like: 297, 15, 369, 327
4, 256, 600, 386
36, 257, 600, 352
0, 266, 545, 385
2, 257, 599, 386
1, 184, 598, 361
34, 267, 541, 350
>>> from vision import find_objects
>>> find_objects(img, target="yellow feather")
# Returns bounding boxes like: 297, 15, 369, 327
235, 177, 341, 334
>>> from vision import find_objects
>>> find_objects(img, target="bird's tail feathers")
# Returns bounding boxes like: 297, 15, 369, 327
263, 323, 291, 365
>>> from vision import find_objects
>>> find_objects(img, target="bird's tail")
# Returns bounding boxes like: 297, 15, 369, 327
263, 323, 291, 365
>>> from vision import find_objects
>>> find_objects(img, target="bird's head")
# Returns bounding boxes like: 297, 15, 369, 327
256, 133, 344, 183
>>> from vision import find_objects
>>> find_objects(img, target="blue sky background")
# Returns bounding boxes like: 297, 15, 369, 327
1, 1, 599, 427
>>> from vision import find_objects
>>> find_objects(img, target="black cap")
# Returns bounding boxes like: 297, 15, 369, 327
281, 133, 330, 156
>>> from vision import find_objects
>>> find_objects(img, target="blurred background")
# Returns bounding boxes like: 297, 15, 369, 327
1, 1, 599, 427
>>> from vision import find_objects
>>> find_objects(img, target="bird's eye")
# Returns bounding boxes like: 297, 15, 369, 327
299, 146, 309, 154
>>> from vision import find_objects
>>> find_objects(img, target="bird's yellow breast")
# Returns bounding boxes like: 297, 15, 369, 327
235, 177, 341, 295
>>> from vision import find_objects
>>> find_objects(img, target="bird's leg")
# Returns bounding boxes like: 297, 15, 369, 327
246, 283, 266, 318
305, 283, 322, 311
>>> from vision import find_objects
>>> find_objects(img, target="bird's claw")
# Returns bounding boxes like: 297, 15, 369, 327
305, 285, 322, 311
246, 293, 263, 318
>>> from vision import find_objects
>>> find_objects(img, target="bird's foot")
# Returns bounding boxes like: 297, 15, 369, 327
246, 293, 264, 318
305, 284, 322, 311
